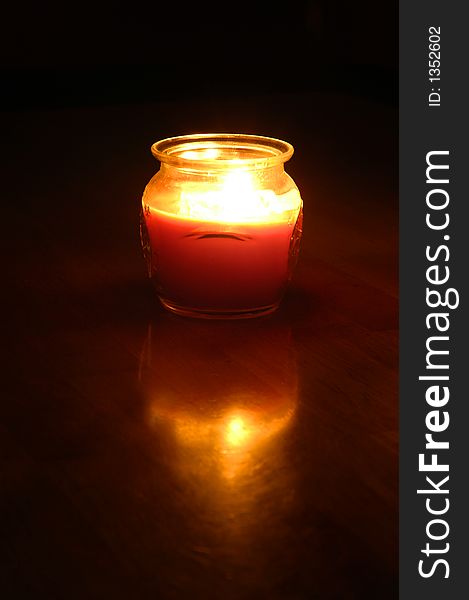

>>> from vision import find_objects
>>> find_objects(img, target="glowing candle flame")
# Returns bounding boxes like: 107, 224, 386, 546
179, 148, 220, 160
176, 168, 301, 224
225, 416, 250, 446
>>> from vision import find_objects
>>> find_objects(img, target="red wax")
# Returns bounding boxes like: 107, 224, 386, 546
144, 207, 298, 314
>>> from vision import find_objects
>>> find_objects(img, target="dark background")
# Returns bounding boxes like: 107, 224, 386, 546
2, 0, 397, 110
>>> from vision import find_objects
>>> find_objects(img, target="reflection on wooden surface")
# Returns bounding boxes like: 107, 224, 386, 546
140, 318, 297, 486
1, 92, 397, 598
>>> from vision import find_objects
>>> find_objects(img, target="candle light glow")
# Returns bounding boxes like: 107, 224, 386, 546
172, 169, 301, 224
141, 134, 303, 318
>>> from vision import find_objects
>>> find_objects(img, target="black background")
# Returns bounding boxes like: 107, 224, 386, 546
2, 0, 397, 110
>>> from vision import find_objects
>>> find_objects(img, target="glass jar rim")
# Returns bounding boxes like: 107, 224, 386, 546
151, 133, 294, 170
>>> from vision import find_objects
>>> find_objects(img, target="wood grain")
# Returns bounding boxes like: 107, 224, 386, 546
1, 92, 397, 599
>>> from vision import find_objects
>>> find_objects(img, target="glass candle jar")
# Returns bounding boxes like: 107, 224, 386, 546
140, 133, 303, 319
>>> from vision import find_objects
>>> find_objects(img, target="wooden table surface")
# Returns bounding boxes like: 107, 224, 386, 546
1, 92, 397, 599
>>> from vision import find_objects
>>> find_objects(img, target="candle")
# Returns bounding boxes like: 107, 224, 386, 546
140, 134, 303, 318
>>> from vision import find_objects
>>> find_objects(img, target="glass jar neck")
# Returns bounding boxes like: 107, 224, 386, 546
152, 134, 294, 171
159, 162, 286, 180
